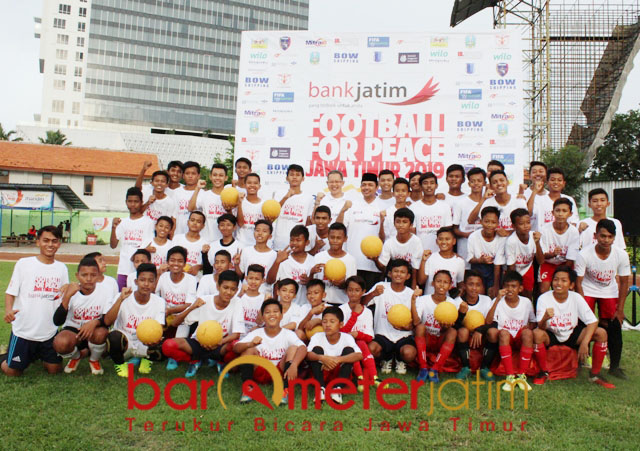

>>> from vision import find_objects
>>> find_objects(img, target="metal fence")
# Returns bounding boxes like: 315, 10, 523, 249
579, 180, 640, 217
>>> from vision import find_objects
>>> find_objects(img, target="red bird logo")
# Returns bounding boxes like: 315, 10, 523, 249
381, 77, 440, 106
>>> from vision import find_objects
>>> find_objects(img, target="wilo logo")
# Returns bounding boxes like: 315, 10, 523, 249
250, 52, 267, 61
460, 101, 480, 110
493, 53, 512, 61
429, 50, 448, 58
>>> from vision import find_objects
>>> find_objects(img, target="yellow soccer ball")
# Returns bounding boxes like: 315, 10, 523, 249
463, 310, 485, 331
306, 325, 324, 340
434, 301, 458, 326
324, 258, 346, 282
262, 199, 281, 219
183, 264, 191, 273
220, 186, 240, 207
196, 320, 223, 348
388, 304, 412, 329
136, 318, 163, 345
360, 235, 383, 258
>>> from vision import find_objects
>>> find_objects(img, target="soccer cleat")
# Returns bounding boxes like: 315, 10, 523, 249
216, 362, 229, 379
582, 356, 592, 368
88, 360, 104, 375
206, 359, 217, 368
394, 360, 407, 375
456, 366, 471, 380
516, 374, 532, 391
417, 368, 429, 382
479, 368, 496, 381
590, 373, 616, 389
166, 358, 178, 371
64, 358, 81, 374
329, 392, 343, 405
372, 375, 381, 387
316, 387, 326, 403
185, 361, 202, 378
128, 357, 141, 367
502, 375, 517, 392
138, 358, 152, 374
115, 363, 130, 378
608, 367, 628, 380
357, 376, 365, 393
280, 388, 289, 406
240, 394, 252, 404
602, 355, 610, 370
380, 360, 393, 374
533, 371, 548, 386
427, 369, 440, 383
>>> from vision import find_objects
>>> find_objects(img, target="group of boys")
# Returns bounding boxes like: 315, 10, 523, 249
1, 157, 630, 403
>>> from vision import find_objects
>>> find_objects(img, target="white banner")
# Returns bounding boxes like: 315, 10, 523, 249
0, 190, 53, 210
92, 217, 112, 232
235, 31, 525, 195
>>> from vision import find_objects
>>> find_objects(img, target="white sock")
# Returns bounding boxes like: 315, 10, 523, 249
61, 346, 80, 360
88, 342, 106, 362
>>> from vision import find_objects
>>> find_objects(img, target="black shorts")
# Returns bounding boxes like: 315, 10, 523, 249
358, 270, 383, 292
470, 263, 495, 289
62, 326, 89, 350
545, 322, 586, 349
185, 338, 222, 361
6, 332, 62, 371
373, 334, 416, 360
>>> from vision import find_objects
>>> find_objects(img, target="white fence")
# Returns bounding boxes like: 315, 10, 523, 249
579, 180, 640, 217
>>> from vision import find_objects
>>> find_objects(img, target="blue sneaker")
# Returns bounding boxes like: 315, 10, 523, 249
480, 368, 496, 381
206, 359, 217, 368
127, 357, 141, 367
166, 358, 178, 371
185, 361, 202, 378
456, 366, 471, 380
217, 361, 229, 379
428, 369, 440, 383
417, 368, 429, 382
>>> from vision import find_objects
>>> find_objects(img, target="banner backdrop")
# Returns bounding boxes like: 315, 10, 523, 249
0, 190, 53, 210
235, 31, 524, 195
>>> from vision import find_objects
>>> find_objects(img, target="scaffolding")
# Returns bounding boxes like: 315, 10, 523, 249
491, 0, 640, 162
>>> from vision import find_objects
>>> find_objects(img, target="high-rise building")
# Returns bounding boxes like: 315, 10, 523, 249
35, 0, 309, 134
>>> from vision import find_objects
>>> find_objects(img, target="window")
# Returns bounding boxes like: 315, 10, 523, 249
56, 34, 69, 45
73, 81, 81, 92
42, 173, 53, 185
77, 37, 85, 47
75, 51, 83, 62
53, 79, 66, 90
77, 22, 85, 32
54, 64, 66, 75
79, 7, 87, 17
55, 49, 67, 60
53, 18, 66, 29
59, 4, 71, 14
52, 100, 64, 113
74, 66, 82, 77
48, 118, 61, 126
0, 170, 8, 184
72, 102, 80, 114
84, 176, 94, 196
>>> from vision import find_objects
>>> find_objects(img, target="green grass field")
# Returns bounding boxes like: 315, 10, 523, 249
0, 261, 639, 450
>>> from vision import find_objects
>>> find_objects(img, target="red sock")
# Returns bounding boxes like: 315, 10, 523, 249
356, 340, 377, 377
499, 345, 514, 375
534, 343, 548, 372
353, 361, 363, 377
591, 342, 608, 374
415, 336, 427, 369
162, 339, 192, 362
433, 342, 455, 372
519, 346, 533, 373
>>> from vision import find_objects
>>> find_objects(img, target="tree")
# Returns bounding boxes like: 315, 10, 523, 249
38, 130, 72, 146
589, 110, 640, 180
0, 123, 22, 141
540, 145, 589, 202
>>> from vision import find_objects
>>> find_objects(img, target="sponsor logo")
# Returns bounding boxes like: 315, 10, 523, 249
459, 89, 482, 100
276, 73, 292, 87
498, 124, 509, 136
496, 63, 509, 77
490, 79, 517, 90
244, 76, 269, 88
244, 149, 261, 160
465, 35, 477, 48
456, 120, 484, 132
266, 163, 290, 175
491, 112, 515, 121
272, 92, 294, 103
373, 51, 383, 63
333, 52, 359, 63
464, 164, 477, 172
489, 139, 517, 147
465, 63, 475, 74
270, 147, 291, 159
460, 101, 480, 111
429, 49, 448, 59
458, 152, 482, 160
280, 36, 291, 50
309, 51, 320, 65
307, 77, 439, 105
495, 34, 510, 47
243, 109, 266, 117
249, 52, 268, 62
430, 36, 448, 47
368, 36, 390, 47
398, 52, 419, 64
491, 153, 515, 164
251, 39, 268, 48
457, 51, 482, 59
249, 121, 259, 134
334, 37, 359, 46
305, 38, 327, 47
493, 53, 512, 61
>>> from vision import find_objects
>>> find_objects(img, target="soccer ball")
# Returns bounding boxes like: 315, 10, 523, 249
463, 310, 485, 331
220, 187, 240, 207
136, 319, 163, 345
262, 199, 281, 218
388, 304, 412, 329
360, 236, 383, 258
434, 301, 458, 326
306, 325, 324, 340
183, 264, 191, 273
196, 320, 223, 348
324, 259, 346, 282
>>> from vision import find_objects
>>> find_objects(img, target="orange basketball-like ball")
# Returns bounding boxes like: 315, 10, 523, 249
220, 187, 240, 207
360, 236, 383, 258
434, 301, 458, 326
196, 320, 223, 347
136, 319, 163, 345
306, 325, 324, 340
388, 304, 412, 329
463, 310, 485, 331
324, 259, 346, 282
261, 199, 281, 218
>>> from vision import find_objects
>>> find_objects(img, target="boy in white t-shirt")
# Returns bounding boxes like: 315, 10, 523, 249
135, 160, 183, 201
307, 205, 331, 255
2, 226, 69, 376
235, 220, 277, 296
188, 163, 232, 242
197, 250, 232, 298
272, 164, 314, 250
437, 164, 467, 215
418, 226, 465, 294
207, 214, 241, 270
172, 161, 201, 235
110, 187, 155, 290
578, 188, 626, 250
506, 208, 539, 298
467, 206, 506, 298
140, 216, 173, 274
410, 172, 453, 254
313, 222, 357, 305
143, 170, 178, 232
126, 249, 152, 290
84, 251, 119, 300
52, 258, 110, 375
307, 306, 363, 405
377, 169, 396, 210
408, 171, 423, 203
104, 264, 166, 378
276, 279, 306, 337
575, 219, 630, 379
379, 177, 412, 241
171, 211, 208, 278
527, 167, 579, 231
297, 279, 328, 338
453, 167, 486, 267
231, 157, 252, 195
236, 173, 266, 247
234, 299, 307, 405
233, 264, 268, 340
532, 267, 614, 388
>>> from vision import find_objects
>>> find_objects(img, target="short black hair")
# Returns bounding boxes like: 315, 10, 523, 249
126, 187, 143, 201
218, 270, 240, 286
77, 257, 99, 272
314, 205, 331, 217
167, 245, 187, 261
131, 249, 151, 261
189, 210, 206, 222
167, 161, 184, 171
596, 218, 616, 236
433, 269, 452, 281
529, 161, 547, 172
446, 164, 465, 180
503, 270, 523, 285
547, 167, 565, 180
345, 275, 366, 290
247, 264, 266, 277
387, 258, 411, 272
290, 224, 309, 240
393, 177, 410, 190
553, 266, 577, 283
157, 216, 174, 228
278, 278, 299, 294
510, 208, 530, 226
254, 219, 273, 234
419, 172, 438, 185
211, 163, 228, 173
463, 269, 484, 283
379, 169, 395, 178
553, 197, 572, 211
37, 225, 62, 240
151, 170, 170, 182
136, 263, 157, 278
84, 251, 102, 260
322, 305, 344, 322
394, 207, 414, 223
183, 161, 201, 173
235, 157, 252, 168
436, 226, 456, 238
260, 299, 282, 314
328, 222, 347, 235
286, 164, 304, 176
214, 249, 231, 261
481, 206, 500, 219
217, 213, 237, 225
488, 169, 507, 183
467, 167, 486, 179
245, 172, 261, 183
306, 278, 325, 291
588, 188, 609, 201
487, 160, 505, 170
408, 171, 422, 180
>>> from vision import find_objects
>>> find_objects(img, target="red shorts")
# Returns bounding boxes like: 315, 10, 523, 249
539, 262, 560, 283
504, 327, 527, 348
426, 334, 445, 353
522, 265, 534, 292
583, 296, 617, 320
253, 359, 285, 384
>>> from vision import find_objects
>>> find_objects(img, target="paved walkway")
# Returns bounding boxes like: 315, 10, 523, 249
0, 243, 119, 263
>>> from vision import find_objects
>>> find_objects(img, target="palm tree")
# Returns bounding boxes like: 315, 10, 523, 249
0, 123, 23, 141
38, 130, 72, 146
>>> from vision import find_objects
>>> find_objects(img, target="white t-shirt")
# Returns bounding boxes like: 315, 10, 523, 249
505, 232, 536, 275
115, 216, 155, 274
414, 295, 461, 336
98, 275, 119, 301
126, 271, 138, 290
236, 198, 265, 247
281, 303, 306, 328
208, 239, 241, 267
344, 197, 384, 272
423, 252, 465, 294
111, 293, 166, 351
233, 293, 266, 337
379, 235, 424, 270
312, 251, 357, 305
382, 204, 400, 240
272, 191, 314, 250
172, 186, 197, 235
145, 195, 178, 224
579, 217, 626, 250
539, 223, 580, 265
453, 195, 483, 266
339, 304, 375, 338
155, 272, 197, 308
196, 274, 218, 298
184, 296, 242, 337
63, 284, 113, 330
237, 327, 305, 365
575, 245, 631, 298
440, 192, 466, 218
466, 230, 507, 265
306, 225, 330, 254
531, 193, 579, 231
369, 282, 414, 342
461, 294, 493, 317
535, 291, 597, 342
494, 296, 536, 337
308, 331, 359, 356
377, 196, 396, 211
139, 237, 173, 269
482, 196, 527, 231
319, 192, 350, 223
410, 200, 453, 253
171, 234, 207, 269
276, 254, 315, 306
239, 245, 277, 296
6, 257, 69, 341
195, 190, 228, 242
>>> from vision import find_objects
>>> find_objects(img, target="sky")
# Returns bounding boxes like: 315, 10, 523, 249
1, 0, 639, 131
